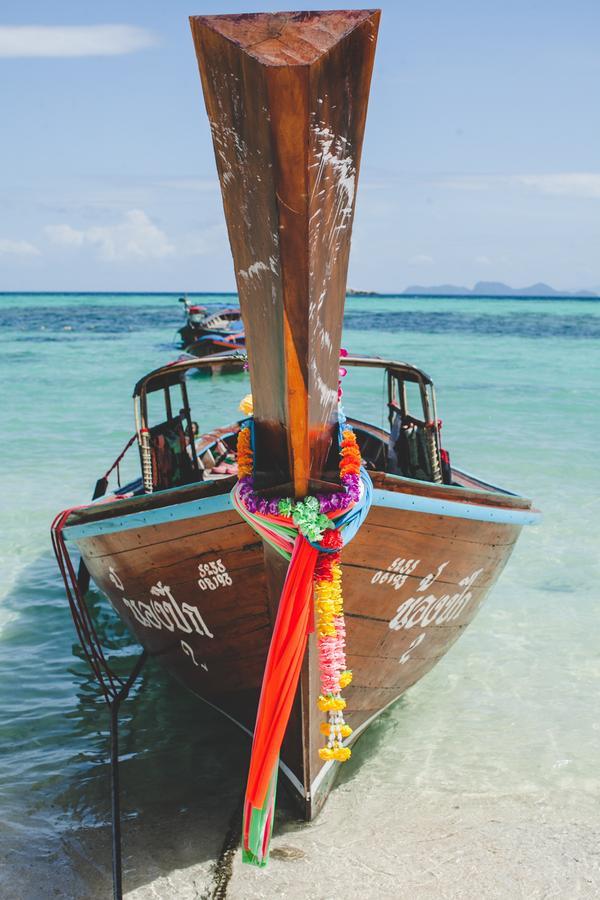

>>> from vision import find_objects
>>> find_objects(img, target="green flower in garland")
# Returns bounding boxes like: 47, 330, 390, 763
276, 494, 334, 542
277, 497, 294, 518
292, 497, 333, 542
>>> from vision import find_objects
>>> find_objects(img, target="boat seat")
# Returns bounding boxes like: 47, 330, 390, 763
148, 415, 201, 491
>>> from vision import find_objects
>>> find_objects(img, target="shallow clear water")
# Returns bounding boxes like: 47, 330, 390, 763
0, 293, 599, 897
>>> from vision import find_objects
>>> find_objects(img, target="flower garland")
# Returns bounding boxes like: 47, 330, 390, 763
236, 422, 362, 761
237, 428, 361, 528
314, 528, 353, 761
234, 415, 373, 867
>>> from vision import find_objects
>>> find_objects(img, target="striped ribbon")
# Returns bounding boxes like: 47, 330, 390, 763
231, 469, 372, 866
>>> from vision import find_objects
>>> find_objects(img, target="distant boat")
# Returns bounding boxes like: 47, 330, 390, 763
175, 349, 246, 377
346, 287, 380, 296
52, 8, 539, 878
178, 297, 245, 364
184, 330, 245, 363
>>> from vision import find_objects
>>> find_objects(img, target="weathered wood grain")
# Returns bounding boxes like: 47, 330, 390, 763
190, 10, 380, 493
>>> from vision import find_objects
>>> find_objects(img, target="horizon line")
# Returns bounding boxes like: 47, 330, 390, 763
0, 290, 598, 301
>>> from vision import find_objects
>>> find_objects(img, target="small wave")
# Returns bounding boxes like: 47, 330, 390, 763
343, 310, 600, 340
2, 303, 598, 340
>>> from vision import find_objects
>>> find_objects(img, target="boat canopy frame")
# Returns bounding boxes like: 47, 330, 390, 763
133, 353, 434, 399
132, 353, 443, 493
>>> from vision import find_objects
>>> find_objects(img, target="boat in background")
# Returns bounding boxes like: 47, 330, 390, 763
178, 296, 245, 365
52, 8, 539, 882
175, 349, 247, 377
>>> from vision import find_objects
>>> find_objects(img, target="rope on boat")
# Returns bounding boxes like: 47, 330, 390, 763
83, 433, 139, 503
103, 433, 137, 490
50, 434, 138, 702
51, 508, 124, 702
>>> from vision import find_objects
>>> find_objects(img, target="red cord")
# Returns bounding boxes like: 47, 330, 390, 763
51, 507, 123, 701
102, 434, 136, 483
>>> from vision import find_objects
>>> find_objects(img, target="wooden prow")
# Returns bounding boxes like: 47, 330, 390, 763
191, 10, 380, 496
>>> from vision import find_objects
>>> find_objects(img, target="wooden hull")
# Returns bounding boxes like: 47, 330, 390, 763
64, 468, 537, 818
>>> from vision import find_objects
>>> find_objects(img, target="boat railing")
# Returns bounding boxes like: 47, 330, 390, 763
131, 352, 444, 494
132, 353, 433, 398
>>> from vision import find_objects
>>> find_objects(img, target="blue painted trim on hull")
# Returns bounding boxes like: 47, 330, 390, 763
371, 489, 541, 526
63, 484, 540, 543
63, 492, 235, 542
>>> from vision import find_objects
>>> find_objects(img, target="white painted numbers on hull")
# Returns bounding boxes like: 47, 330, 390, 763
197, 558, 232, 591
371, 557, 420, 590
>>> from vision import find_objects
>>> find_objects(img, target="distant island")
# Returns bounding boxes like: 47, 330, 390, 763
401, 281, 598, 298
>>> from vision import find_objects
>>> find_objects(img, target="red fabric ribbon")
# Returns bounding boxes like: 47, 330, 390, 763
244, 535, 318, 810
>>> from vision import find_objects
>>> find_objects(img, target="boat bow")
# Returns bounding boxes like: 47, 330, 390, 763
190, 9, 380, 492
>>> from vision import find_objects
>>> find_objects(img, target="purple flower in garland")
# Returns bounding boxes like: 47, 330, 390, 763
240, 481, 362, 520
236, 426, 363, 524
329, 493, 343, 511
239, 475, 254, 495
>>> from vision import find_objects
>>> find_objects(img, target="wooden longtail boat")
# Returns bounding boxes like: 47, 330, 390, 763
185, 332, 246, 362
178, 298, 246, 362
53, 7, 539, 870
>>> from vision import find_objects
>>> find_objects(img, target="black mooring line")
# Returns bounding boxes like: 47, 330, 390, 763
207, 792, 244, 900
110, 701, 123, 900
109, 651, 148, 900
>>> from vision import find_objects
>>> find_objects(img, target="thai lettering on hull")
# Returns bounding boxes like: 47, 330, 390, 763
118, 580, 214, 638
389, 561, 483, 631
106, 565, 216, 666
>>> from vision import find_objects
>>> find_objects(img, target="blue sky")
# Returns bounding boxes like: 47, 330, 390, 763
1, 0, 599, 292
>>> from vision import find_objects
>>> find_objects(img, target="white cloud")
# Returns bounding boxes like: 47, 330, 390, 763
44, 224, 85, 247
408, 253, 434, 265
0, 25, 158, 58
475, 255, 492, 265
514, 173, 600, 198
179, 224, 227, 257
0, 238, 40, 257
435, 172, 600, 199
45, 210, 174, 261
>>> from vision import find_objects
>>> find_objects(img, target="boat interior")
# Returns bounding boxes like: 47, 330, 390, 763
69, 353, 508, 508
131, 355, 445, 490
66, 354, 525, 528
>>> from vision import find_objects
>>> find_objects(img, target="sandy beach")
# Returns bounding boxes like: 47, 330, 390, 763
16, 754, 597, 899
220, 793, 599, 900
93, 778, 600, 898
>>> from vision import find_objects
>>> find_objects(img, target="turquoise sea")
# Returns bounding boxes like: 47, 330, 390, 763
0, 293, 599, 898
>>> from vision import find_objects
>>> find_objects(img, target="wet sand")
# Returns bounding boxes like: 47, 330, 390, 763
8, 747, 598, 900
121, 787, 599, 899
4, 637, 598, 900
